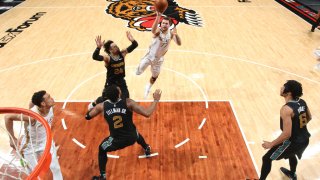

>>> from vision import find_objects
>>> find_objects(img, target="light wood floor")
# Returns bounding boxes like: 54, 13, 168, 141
1, 0, 320, 179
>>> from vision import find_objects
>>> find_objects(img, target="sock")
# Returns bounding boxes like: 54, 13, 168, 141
101, 172, 106, 178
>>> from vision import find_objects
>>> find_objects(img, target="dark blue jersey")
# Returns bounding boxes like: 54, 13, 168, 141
106, 54, 125, 83
103, 99, 136, 139
280, 98, 310, 143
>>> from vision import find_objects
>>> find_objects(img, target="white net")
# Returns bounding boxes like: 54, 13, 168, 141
0, 110, 51, 180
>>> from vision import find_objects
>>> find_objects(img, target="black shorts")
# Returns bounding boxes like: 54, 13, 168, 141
103, 79, 129, 99
99, 135, 136, 152
266, 139, 309, 160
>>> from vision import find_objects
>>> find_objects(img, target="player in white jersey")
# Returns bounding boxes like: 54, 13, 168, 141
136, 11, 182, 98
5, 90, 63, 180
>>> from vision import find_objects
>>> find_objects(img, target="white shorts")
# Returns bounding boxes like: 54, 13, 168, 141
136, 55, 164, 77
22, 141, 63, 180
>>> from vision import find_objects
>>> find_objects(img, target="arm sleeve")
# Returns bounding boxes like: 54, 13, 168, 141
92, 47, 104, 61
126, 40, 138, 53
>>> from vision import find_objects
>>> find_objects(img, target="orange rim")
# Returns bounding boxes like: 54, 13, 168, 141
0, 107, 52, 180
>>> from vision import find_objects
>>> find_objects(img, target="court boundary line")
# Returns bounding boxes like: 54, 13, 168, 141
229, 101, 259, 176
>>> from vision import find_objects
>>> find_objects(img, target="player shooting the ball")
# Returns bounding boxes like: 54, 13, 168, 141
135, 5, 182, 99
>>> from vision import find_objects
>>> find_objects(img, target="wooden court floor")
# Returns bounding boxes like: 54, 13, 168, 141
52, 101, 258, 180
1, 0, 320, 179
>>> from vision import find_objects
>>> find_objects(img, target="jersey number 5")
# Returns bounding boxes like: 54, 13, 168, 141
113, 116, 124, 129
299, 113, 308, 128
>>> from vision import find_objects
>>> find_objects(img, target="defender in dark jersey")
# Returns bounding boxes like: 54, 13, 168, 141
85, 85, 162, 180
260, 80, 312, 180
88, 31, 138, 110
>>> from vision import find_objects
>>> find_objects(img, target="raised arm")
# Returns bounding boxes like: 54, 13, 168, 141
92, 35, 109, 63
172, 28, 181, 46
5, 114, 36, 149
121, 31, 138, 57
127, 89, 162, 117
151, 11, 162, 35
85, 103, 104, 120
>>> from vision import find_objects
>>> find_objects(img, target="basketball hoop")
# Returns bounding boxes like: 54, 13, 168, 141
0, 107, 52, 180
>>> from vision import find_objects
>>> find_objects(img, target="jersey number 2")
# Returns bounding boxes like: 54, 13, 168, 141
113, 116, 123, 129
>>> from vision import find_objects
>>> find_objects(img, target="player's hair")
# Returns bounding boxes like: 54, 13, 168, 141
32, 90, 46, 107
106, 85, 119, 103
104, 40, 114, 54
283, 80, 303, 100
161, 16, 172, 25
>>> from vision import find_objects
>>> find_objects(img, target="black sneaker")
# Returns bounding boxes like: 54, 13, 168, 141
280, 167, 297, 180
92, 175, 106, 180
145, 145, 151, 156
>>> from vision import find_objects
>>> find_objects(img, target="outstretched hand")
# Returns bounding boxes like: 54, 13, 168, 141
126, 31, 135, 42
172, 27, 177, 36
156, 11, 163, 17
95, 35, 105, 48
153, 89, 162, 101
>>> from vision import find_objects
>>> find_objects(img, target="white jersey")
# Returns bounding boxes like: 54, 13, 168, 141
145, 29, 172, 61
21, 106, 54, 154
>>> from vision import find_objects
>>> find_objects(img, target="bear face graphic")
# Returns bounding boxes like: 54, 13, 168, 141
105, 0, 202, 31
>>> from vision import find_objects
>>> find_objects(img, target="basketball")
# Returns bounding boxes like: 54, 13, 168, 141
154, 0, 168, 13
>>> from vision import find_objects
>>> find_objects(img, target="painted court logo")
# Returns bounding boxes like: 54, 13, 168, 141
105, 0, 202, 31
0, 12, 46, 48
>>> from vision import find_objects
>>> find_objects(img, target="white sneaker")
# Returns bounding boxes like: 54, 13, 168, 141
144, 84, 151, 99
87, 102, 94, 111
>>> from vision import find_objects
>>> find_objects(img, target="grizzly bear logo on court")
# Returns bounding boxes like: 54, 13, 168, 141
105, 0, 202, 31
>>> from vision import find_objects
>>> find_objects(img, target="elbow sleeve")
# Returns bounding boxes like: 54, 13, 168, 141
126, 40, 138, 53
92, 48, 104, 61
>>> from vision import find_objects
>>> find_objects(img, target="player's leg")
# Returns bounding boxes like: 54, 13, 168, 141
49, 142, 63, 180
93, 137, 135, 180
93, 137, 114, 180
136, 56, 151, 75
260, 148, 275, 180
119, 80, 130, 99
136, 132, 151, 156
144, 58, 163, 99
280, 141, 309, 180
260, 140, 291, 180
